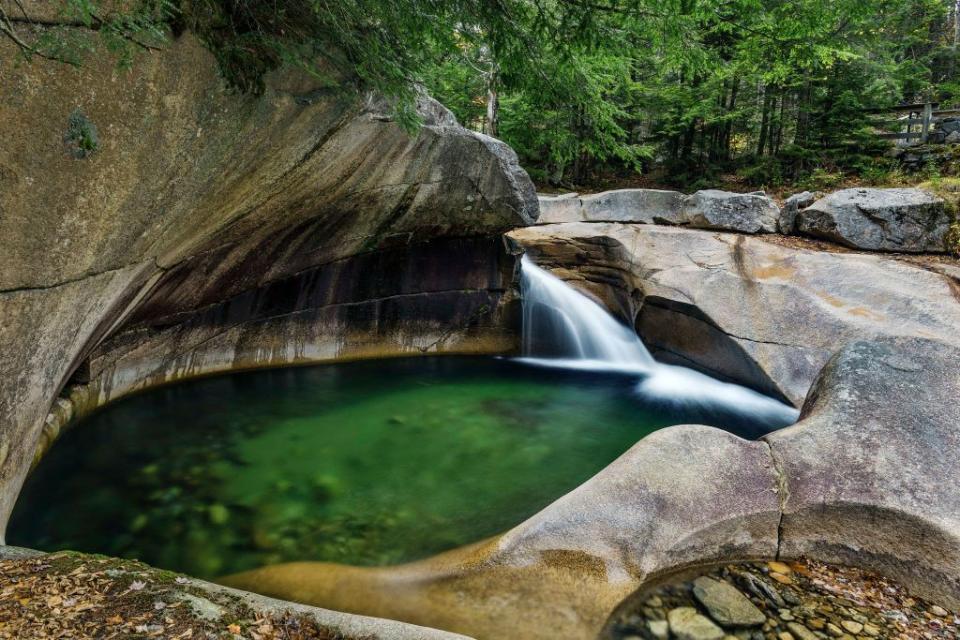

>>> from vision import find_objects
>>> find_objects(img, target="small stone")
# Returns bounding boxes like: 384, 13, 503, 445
786, 622, 818, 640
806, 618, 826, 630
770, 573, 793, 585
646, 596, 663, 608
777, 633, 794, 640
840, 620, 863, 634
825, 622, 844, 637
648, 620, 669, 640
778, 609, 795, 622
767, 561, 793, 575
861, 623, 880, 637
929, 605, 949, 617
693, 577, 767, 628
668, 607, 725, 640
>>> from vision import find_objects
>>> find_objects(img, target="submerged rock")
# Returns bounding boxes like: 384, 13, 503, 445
667, 607, 725, 640
796, 188, 950, 252
691, 577, 765, 627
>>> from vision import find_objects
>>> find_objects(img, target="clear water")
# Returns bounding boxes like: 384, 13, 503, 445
8, 357, 786, 579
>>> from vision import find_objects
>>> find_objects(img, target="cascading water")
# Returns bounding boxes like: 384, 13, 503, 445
520, 257, 655, 370
518, 254, 799, 433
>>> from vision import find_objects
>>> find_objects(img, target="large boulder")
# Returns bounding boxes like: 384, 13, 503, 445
536, 189, 686, 225
507, 223, 960, 405
681, 189, 780, 234
0, 31, 536, 537
796, 188, 950, 252
768, 337, 960, 608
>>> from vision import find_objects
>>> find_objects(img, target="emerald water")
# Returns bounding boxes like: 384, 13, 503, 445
10, 357, 787, 579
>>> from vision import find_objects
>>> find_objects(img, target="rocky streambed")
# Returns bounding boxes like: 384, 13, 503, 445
604, 559, 959, 640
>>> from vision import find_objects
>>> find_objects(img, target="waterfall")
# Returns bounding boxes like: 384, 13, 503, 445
520, 256, 655, 370
518, 254, 799, 432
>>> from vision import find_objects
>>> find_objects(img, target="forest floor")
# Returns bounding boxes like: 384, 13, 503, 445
0, 549, 359, 640
605, 558, 959, 640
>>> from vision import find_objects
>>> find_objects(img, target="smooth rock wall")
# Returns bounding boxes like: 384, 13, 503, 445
0, 29, 535, 538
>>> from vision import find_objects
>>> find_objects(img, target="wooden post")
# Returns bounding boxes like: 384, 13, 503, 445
922, 102, 933, 143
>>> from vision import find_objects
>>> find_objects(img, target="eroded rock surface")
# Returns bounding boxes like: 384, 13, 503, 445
0, 31, 535, 539
224, 336, 960, 640
768, 337, 960, 609
796, 188, 950, 252
507, 223, 960, 405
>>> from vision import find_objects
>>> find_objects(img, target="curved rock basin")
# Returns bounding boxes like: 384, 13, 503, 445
8, 357, 793, 581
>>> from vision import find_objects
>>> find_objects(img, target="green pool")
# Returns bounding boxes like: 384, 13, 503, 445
9, 357, 785, 579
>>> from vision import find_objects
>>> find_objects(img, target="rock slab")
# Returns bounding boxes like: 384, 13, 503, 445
537, 188, 780, 233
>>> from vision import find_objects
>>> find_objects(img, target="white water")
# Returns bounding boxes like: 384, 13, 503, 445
517, 255, 799, 431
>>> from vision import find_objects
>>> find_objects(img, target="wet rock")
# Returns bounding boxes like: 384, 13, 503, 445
682, 190, 779, 233
692, 577, 766, 627
648, 619, 669, 639
839, 620, 862, 634
785, 622, 816, 640
796, 188, 950, 252
668, 607, 725, 640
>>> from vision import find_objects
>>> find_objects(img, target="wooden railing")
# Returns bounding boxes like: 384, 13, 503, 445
866, 102, 960, 143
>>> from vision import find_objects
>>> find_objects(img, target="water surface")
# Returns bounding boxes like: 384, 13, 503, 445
10, 357, 787, 579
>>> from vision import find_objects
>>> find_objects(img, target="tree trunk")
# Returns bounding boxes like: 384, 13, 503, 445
757, 86, 772, 156
723, 78, 739, 160
773, 89, 786, 155
483, 69, 500, 138
794, 75, 812, 148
